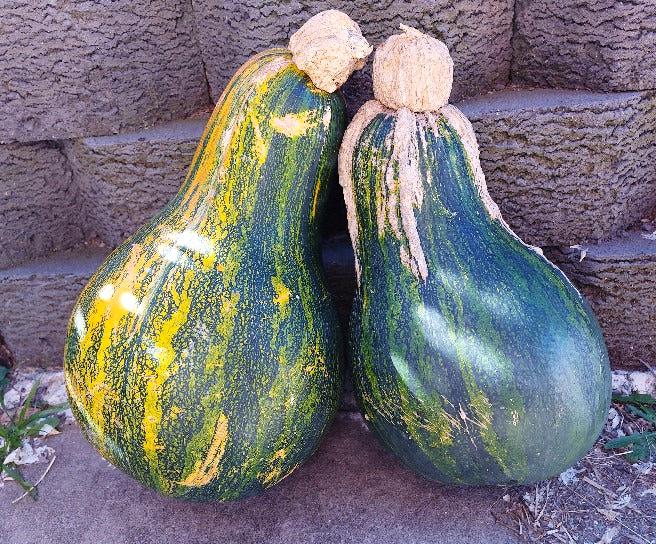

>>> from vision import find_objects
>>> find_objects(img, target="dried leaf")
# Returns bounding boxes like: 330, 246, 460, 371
4, 441, 54, 465
633, 462, 652, 475
610, 494, 631, 511
559, 467, 584, 486
37, 423, 60, 437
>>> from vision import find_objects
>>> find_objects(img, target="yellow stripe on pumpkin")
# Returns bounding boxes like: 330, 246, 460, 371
76, 244, 145, 442
272, 276, 291, 313
270, 110, 317, 138
178, 414, 229, 487
142, 269, 194, 475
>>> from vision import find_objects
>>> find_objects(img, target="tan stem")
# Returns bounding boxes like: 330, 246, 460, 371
289, 10, 372, 93
373, 24, 453, 112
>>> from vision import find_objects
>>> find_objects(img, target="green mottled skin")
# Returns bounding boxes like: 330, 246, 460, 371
64, 49, 345, 501
348, 109, 611, 485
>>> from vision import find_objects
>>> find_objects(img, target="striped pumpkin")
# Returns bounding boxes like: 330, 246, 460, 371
64, 48, 347, 501
339, 28, 611, 486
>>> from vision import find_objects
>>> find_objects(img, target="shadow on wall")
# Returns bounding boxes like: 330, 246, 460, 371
0, 332, 15, 369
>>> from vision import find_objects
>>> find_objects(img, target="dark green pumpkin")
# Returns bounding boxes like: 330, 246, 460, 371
340, 100, 611, 485
64, 48, 345, 500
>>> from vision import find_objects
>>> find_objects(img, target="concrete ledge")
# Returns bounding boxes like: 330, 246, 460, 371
0, 1, 209, 142
193, 0, 514, 115
0, 248, 107, 367
461, 89, 656, 247
67, 118, 208, 247
513, 0, 656, 92
549, 231, 656, 370
0, 142, 84, 270
0, 414, 517, 544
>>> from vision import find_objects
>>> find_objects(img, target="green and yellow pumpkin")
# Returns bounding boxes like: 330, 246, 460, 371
64, 11, 371, 501
339, 26, 611, 485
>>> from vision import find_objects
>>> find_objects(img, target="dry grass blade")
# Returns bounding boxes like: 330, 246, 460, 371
535, 482, 551, 524
582, 476, 616, 497
11, 454, 57, 504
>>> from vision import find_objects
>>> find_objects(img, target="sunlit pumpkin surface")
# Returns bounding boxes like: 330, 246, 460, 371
346, 105, 611, 485
64, 49, 346, 501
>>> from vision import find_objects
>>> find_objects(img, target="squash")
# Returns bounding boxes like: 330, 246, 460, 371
339, 26, 611, 485
63, 10, 371, 501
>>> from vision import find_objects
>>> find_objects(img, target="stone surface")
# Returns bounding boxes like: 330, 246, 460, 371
67, 118, 208, 247
513, 0, 656, 92
0, 248, 107, 367
460, 89, 656, 247
611, 370, 656, 396
193, 0, 514, 116
549, 231, 656, 369
0, 0, 209, 142
0, 414, 519, 544
0, 142, 84, 270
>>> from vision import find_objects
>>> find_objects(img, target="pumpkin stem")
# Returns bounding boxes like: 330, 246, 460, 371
289, 10, 372, 93
373, 24, 454, 112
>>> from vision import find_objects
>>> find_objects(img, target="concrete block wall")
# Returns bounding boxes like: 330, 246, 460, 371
1, 0, 210, 142
66, 119, 208, 247
513, 0, 656, 92
550, 234, 656, 371
459, 90, 656, 247
0, 142, 84, 269
1, 1, 655, 370
194, 0, 515, 115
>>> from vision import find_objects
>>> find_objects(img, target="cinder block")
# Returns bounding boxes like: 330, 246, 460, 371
460, 89, 656, 247
67, 119, 207, 247
193, 0, 514, 115
0, 249, 107, 367
0, 0, 209, 142
550, 232, 656, 370
0, 142, 84, 269
513, 0, 656, 91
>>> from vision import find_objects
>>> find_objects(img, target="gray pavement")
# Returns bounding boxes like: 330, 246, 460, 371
0, 413, 518, 544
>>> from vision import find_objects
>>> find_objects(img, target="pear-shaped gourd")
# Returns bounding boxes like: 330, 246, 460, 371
339, 26, 611, 485
64, 10, 371, 501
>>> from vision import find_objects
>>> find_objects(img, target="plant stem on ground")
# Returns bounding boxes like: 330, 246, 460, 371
0, 366, 68, 499
604, 392, 656, 463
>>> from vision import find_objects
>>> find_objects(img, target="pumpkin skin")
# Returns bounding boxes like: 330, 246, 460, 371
64, 49, 345, 501
340, 101, 611, 485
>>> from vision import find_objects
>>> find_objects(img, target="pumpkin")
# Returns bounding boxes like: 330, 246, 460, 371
339, 26, 611, 485
64, 11, 371, 501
